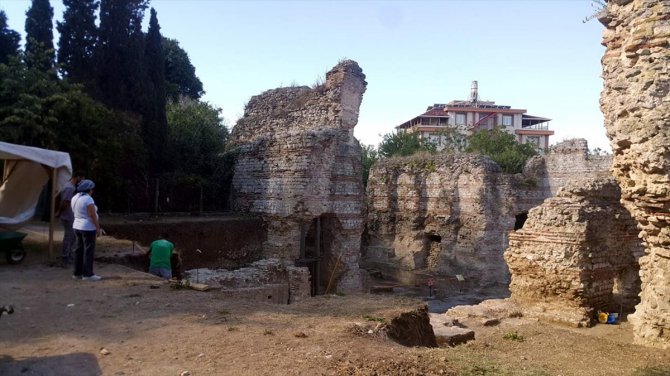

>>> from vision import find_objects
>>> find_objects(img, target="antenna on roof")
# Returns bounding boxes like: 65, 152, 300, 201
469, 80, 479, 105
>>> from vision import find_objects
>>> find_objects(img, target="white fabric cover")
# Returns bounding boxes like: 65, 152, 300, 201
0, 141, 73, 226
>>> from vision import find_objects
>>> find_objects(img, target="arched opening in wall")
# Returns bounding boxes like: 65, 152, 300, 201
422, 233, 442, 270
298, 214, 342, 296
611, 265, 642, 313
514, 212, 528, 230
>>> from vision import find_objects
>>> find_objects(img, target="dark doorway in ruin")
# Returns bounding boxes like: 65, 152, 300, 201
514, 212, 528, 230
426, 234, 442, 243
298, 215, 341, 296
423, 232, 442, 270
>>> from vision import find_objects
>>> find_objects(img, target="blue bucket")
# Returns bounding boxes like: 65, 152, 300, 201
607, 313, 618, 324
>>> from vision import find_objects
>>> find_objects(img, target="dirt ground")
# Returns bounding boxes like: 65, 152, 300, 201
1, 226, 670, 376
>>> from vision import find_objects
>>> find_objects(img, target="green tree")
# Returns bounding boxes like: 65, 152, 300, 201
466, 127, 537, 173
0, 56, 59, 148
95, 0, 148, 111
0, 11, 21, 64
165, 97, 229, 211
24, 0, 55, 71
163, 37, 204, 101
433, 127, 468, 153
143, 7, 168, 175
57, 0, 98, 83
361, 144, 378, 187
377, 131, 436, 158
0, 53, 144, 210
166, 97, 228, 174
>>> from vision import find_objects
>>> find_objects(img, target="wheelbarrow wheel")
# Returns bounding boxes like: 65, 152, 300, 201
6, 248, 26, 264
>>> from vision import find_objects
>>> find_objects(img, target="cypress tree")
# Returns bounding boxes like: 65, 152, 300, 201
57, 0, 98, 83
96, 0, 148, 111
0, 11, 21, 64
143, 7, 168, 174
24, 0, 55, 71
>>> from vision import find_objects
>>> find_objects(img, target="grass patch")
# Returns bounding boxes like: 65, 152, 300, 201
363, 315, 386, 323
446, 352, 549, 376
502, 331, 525, 342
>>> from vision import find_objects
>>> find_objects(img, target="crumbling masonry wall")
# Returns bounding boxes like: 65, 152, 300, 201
525, 139, 612, 198
365, 154, 520, 286
505, 178, 643, 327
600, 0, 670, 348
364, 139, 614, 287
229, 60, 367, 292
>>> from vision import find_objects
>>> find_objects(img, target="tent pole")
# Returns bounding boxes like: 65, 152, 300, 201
49, 167, 56, 261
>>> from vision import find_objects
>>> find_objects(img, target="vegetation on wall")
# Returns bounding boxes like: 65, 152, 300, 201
466, 128, 537, 174
361, 144, 378, 187
363, 126, 538, 186
377, 131, 436, 158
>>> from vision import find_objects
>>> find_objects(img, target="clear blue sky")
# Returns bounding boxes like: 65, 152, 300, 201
2, 0, 610, 151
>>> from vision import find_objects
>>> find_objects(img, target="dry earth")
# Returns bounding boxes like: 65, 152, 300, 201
1, 225, 670, 376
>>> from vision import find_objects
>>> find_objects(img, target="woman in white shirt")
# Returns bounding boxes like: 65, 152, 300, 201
71, 179, 102, 281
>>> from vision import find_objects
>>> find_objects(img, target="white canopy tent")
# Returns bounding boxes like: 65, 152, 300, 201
0, 141, 73, 259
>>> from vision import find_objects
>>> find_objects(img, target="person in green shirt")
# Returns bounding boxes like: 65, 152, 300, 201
147, 233, 175, 279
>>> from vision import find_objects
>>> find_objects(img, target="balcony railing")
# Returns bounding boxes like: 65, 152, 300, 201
521, 122, 550, 130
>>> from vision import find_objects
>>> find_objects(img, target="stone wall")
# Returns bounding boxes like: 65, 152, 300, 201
600, 0, 670, 348
523, 139, 612, 201
505, 178, 643, 327
229, 60, 367, 292
363, 139, 615, 288
365, 153, 522, 286
186, 259, 311, 304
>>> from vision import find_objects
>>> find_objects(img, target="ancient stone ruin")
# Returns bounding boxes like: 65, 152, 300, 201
525, 138, 612, 197
600, 0, 670, 348
505, 178, 643, 327
364, 139, 612, 288
365, 153, 520, 286
228, 59, 368, 294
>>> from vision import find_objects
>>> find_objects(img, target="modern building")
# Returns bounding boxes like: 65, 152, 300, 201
396, 81, 554, 151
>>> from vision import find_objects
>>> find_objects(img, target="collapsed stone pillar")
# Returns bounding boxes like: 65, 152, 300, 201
600, 0, 670, 348
229, 60, 367, 292
505, 179, 643, 327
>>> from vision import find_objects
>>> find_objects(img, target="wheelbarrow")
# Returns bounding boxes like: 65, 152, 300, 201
0, 231, 27, 264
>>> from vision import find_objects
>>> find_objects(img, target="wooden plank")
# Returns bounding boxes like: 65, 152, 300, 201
189, 282, 210, 292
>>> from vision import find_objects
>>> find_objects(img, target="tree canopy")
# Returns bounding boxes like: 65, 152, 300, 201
24, 0, 55, 71
142, 7, 168, 175
0, 11, 21, 64
377, 131, 436, 158
163, 38, 204, 101
0, 0, 225, 213
465, 127, 537, 173
57, 0, 98, 82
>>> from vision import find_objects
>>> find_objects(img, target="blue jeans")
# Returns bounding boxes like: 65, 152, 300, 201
73, 229, 97, 277
149, 267, 172, 279
61, 219, 75, 263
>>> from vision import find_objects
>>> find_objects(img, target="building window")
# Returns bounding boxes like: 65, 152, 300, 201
526, 136, 541, 148
502, 115, 513, 126
455, 113, 466, 125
